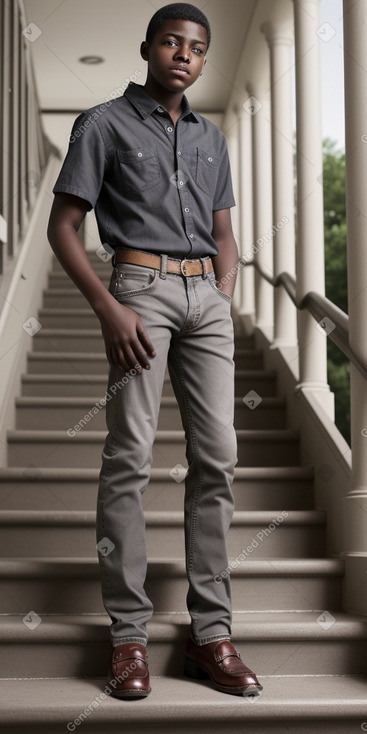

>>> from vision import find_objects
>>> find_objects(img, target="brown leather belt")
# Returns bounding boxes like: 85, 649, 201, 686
114, 249, 214, 277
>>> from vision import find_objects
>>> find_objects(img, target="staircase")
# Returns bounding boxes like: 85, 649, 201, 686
0, 252, 366, 733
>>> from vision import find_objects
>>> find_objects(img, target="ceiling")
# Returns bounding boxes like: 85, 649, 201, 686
23, 0, 256, 114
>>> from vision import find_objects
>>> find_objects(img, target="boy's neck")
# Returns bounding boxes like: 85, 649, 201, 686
143, 78, 185, 123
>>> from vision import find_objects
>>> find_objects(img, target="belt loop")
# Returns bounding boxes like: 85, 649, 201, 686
159, 253, 167, 279
200, 257, 207, 279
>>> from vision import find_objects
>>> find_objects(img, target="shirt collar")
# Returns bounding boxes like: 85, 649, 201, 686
123, 82, 200, 123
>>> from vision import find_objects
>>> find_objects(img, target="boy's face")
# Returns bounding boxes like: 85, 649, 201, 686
141, 18, 207, 93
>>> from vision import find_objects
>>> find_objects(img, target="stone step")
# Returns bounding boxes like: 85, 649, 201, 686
7, 428, 300, 468
32, 328, 106, 352
27, 348, 264, 374
37, 309, 101, 330
48, 272, 111, 288
1, 612, 367, 678
51, 256, 110, 272
0, 509, 325, 558
0, 466, 314, 511
20, 370, 277, 398
42, 287, 91, 310
32, 328, 255, 353
0, 558, 343, 614
0, 674, 366, 734
15, 395, 286, 431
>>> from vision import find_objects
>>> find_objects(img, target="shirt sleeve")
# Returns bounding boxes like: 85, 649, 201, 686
52, 112, 106, 209
212, 133, 236, 211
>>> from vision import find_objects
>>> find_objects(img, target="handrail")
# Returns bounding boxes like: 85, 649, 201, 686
241, 259, 367, 382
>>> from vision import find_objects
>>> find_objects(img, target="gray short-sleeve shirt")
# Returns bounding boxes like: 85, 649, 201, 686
53, 82, 235, 259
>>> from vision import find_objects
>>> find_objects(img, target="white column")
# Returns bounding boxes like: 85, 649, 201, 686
261, 21, 297, 347
293, 0, 333, 417
237, 105, 255, 332
342, 0, 367, 615
245, 84, 273, 335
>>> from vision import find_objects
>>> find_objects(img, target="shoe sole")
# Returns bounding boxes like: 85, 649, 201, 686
184, 656, 263, 697
107, 686, 151, 699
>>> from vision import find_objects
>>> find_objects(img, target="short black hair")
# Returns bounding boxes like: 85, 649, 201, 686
146, 3, 211, 51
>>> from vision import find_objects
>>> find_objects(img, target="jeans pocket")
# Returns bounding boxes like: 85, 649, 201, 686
207, 273, 232, 303
110, 263, 158, 300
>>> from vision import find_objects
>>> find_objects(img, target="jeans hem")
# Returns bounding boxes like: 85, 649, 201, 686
112, 637, 147, 647
190, 633, 231, 647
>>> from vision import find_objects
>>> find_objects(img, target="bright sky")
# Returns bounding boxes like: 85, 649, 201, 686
319, 0, 345, 151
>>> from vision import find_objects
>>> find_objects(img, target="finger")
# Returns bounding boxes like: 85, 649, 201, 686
110, 345, 130, 371
128, 339, 153, 370
136, 322, 156, 357
122, 343, 145, 372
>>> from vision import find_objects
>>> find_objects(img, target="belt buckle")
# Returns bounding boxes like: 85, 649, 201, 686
180, 259, 189, 276
180, 258, 199, 277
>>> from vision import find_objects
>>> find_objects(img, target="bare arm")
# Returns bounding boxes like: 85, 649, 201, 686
47, 193, 156, 371
211, 208, 239, 297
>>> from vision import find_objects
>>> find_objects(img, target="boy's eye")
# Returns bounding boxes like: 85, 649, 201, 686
163, 40, 178, 47
193, 47, 203, 55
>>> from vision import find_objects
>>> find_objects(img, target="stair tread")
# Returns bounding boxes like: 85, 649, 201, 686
28, 348, 263, 359
21, 368, 276, 382
15, 396, 286, 409
0, 675, 366, 725
33, 328, 103, 335
32, 328, 254, 339
28, 351, 108, 360
7, 428, 299, 442
2, 611, 367, 640
0, 557, 344, 577
38, 308, 106, 315
0, 509, 325, 525
0, 465, 314, 481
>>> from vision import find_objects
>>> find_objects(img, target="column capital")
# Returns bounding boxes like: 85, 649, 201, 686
260, 20, 294, 47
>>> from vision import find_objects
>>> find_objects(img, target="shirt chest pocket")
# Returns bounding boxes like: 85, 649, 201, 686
195, 147, 221, 197
117, 147, 160, 193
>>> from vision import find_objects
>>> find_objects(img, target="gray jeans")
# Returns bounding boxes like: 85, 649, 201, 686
96, 256, 237, 647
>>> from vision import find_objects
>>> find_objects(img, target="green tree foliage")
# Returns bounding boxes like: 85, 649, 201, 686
322, 138, 350, 443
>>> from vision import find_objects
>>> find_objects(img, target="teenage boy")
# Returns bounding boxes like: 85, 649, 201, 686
47, 2, 262, 700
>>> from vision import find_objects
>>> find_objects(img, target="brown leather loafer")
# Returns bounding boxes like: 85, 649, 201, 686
184, 638, 263, 697
107, 642, 151, 698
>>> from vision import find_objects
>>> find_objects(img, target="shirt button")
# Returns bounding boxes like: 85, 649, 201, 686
167, 126, 173, 133
137, 152, 143, 157
157, 107, 164, 113
189, 234, 194, 239
208, 156, 213, 162
184, 207, 190, 212
177, 150, 182, 156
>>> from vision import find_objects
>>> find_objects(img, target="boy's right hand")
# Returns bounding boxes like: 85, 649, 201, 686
98, 297, 156, 372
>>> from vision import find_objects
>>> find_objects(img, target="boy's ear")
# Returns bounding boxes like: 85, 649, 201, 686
140, 41, 149, 61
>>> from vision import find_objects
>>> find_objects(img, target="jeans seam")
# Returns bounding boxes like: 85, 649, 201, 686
169, 341, 203, 633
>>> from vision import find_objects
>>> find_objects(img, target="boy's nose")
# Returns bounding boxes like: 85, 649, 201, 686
174, 51, 190, 62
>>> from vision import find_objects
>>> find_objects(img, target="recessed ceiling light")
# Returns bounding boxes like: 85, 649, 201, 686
79, 55, 104, 65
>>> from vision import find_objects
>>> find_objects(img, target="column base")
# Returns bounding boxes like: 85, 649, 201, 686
237, 311, 256, 335
294, 382, 335, 421
269, 338, 298, 349
342, 554, 367, 615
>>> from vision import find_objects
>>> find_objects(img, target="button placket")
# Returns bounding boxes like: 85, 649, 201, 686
176, 129, 195, 250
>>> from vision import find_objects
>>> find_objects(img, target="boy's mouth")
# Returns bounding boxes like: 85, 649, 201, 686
170, 66, 190, 76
